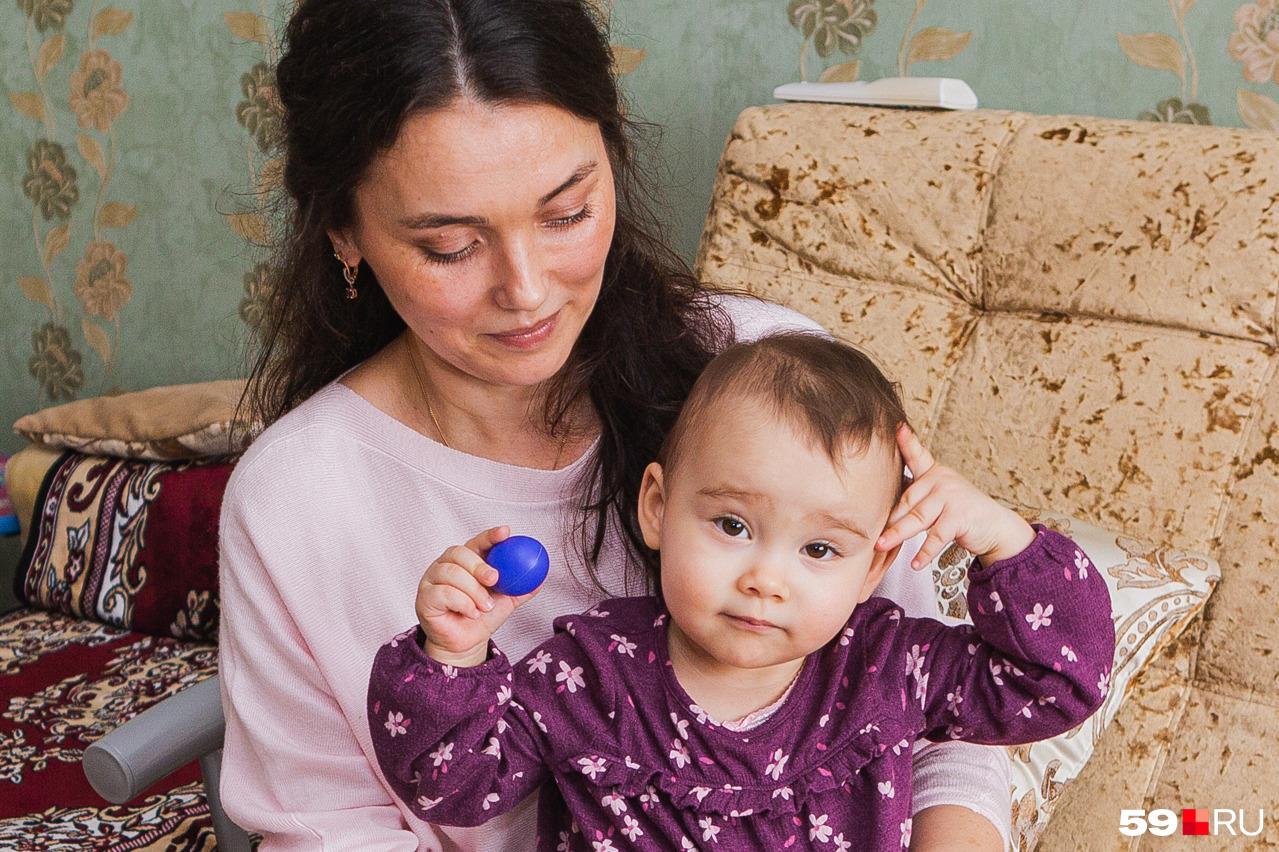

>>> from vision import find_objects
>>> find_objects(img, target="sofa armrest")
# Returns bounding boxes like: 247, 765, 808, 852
83, 675, 224, 803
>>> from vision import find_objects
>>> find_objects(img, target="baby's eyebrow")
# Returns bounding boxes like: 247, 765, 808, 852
696, 486, 765, 503
812, 511, 871, 540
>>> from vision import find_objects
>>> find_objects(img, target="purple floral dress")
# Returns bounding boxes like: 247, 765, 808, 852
368, 526, 1113, 850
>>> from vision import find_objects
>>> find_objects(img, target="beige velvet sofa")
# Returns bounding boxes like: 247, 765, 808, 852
695, 103, 1279, 849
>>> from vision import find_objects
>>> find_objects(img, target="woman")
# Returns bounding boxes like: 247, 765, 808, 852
219, 0, 1011, 848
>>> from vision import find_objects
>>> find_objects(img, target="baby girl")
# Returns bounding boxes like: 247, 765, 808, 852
367, 332, 1114, 850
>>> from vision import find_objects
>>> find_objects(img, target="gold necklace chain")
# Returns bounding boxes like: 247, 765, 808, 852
406, 339, 451, 449
404, 336, 576, 468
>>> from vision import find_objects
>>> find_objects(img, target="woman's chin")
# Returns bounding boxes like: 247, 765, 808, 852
470, 347, 576, 390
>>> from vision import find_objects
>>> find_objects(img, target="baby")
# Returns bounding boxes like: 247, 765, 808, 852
367, 332, 1115, 851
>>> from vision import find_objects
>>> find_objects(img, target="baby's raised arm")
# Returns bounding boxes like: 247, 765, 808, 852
870, 426, 1115, 743
366, 526, 553, 825
878, 526, 1114, 745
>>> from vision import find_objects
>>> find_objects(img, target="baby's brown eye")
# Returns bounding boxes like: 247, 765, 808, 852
804, 543, 833, 559
716, 517, 746, 537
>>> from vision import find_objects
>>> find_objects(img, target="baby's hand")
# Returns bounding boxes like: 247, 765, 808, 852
876, 424, 1036, 570
416, 525, 541, 667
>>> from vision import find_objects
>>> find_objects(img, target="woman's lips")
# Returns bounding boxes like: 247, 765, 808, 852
489, 312, 559, 349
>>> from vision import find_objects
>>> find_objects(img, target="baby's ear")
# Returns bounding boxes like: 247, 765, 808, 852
637, 462, 666, 551
858, 541, 901, 603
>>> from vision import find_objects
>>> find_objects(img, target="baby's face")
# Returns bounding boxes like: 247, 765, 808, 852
640, 397, 902, 676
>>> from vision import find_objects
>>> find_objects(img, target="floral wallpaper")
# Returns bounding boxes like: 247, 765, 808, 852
12, 1, 136, 406
2, 0, 1278, 458
2, 1, 266, 459
224, 5, 284, 335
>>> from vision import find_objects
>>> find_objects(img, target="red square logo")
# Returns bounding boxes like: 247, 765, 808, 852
1182, 808, 1210, 836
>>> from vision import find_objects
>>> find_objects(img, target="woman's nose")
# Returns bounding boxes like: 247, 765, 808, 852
737, 561, 789, 602
492, 235, 547, 313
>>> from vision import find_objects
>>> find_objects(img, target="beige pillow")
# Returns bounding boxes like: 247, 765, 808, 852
13, 379, 257, 460
927, 506, 1220, 851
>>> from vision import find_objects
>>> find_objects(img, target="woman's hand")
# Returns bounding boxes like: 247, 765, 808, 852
875, 424, 1035, 570
416, 525, 540, 667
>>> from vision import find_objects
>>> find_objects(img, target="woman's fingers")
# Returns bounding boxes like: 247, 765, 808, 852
896, 423, 936, 481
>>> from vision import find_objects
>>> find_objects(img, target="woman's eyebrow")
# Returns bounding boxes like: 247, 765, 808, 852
399, 211, 488, 230
397, 161, 598, 231
538, 161, 597, 206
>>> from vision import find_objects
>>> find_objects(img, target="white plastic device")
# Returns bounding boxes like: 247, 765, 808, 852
773, 77, 978, 111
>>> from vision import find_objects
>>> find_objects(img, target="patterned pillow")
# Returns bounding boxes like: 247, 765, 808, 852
13, 379, 256, 460
927, 506, 1220, 851
16, 452, 234, 641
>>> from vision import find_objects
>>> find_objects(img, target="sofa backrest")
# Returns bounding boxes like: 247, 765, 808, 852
695, 103, 1279, 702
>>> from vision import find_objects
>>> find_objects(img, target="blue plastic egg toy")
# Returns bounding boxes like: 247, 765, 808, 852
487, 535, 550, 596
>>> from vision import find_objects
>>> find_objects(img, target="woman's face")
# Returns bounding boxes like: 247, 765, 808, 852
336, 99, 617, 389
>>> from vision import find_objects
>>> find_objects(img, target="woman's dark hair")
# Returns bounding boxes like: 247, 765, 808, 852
244, 0, 737, 589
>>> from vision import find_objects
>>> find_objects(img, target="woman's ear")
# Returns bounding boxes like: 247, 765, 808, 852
327, 229, 361, 266
637, 462, 666, 551
857, 542, 901, 604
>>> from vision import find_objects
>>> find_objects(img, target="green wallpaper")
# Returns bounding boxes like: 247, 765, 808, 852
609, 0, 1279, 260
3, 0, 1278, 457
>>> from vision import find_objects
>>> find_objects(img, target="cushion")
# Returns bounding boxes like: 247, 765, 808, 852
13, 379, 255, 460
927, 506, 1220, 850
16, 451, 234, 641
5, 444, 62, 545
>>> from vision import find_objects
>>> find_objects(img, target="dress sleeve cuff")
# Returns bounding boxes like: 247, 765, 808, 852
398, 624, 508, 676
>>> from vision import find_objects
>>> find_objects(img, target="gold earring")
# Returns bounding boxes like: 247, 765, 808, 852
334, 249, 359, 300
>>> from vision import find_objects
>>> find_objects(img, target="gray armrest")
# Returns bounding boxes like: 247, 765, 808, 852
83, 674, 225, 803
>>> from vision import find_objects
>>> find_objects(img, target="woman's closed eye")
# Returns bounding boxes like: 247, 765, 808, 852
421, 240, 479, 265
545, 203, 594, 230
419, 204, 594, 265
713, 515, 749, 539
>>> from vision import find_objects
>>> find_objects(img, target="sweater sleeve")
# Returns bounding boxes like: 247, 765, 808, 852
367, 631, 553, 828
888, 526, 1115, 744
716, 292, 828, 343
218, 473, 426, 851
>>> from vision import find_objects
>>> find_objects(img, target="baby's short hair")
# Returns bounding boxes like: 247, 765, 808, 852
659, 332, 910, 485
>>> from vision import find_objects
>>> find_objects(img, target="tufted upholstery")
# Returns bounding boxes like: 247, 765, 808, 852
695, 104, 1279, 850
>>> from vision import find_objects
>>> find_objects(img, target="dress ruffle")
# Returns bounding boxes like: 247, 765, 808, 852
557, 719, 904, 818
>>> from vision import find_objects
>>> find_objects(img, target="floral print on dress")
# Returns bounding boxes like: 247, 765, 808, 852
367, 527, 1113, 850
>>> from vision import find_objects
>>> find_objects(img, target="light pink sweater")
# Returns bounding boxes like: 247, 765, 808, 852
218, 295, 1011, 850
